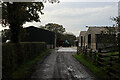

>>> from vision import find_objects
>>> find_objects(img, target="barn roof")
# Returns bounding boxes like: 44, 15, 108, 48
25, 26, 55, 34
80, 31, 87, 36
88, 27, 118, 34
88, 27, 107, 34
79, 26, 118, 37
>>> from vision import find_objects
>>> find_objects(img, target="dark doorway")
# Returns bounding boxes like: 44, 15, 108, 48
81, 36, 83, 47
84, 36, 85, 47
88, 34, 91, 48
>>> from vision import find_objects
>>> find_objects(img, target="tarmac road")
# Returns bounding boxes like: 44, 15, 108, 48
31, 47, 96, 80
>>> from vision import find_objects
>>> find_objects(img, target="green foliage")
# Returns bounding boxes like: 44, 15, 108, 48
111, 16, 120, 26
100, 27, 117, 49
2, 42, 46, 79
111, 16, 120, 55
44, 23, 65, 34
40, 23, 76, 46
62, 33, 76, 46
2, 2, 44, 27
1, 1, 59, 43
105, 27, 117, 34
105, 52, 119, 55
2, 2, 44, 43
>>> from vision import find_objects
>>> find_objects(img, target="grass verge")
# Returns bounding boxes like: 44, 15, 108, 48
12, 49, 50, 79
73, 53, 110, 79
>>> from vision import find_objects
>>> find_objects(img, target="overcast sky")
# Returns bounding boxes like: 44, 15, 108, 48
0, 1, 119, 36
23, 2, 118, 36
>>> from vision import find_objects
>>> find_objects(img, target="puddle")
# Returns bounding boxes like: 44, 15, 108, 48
45, 64, 50, 67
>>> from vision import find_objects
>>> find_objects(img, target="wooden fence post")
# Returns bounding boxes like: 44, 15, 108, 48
97, 49, 101, 66
94, 51, 97, 65
85, 47, 87, 55
110, 57, 113, 68
77, 46, 79, 55
89, 49, 92, 57
108, 57, 113, 78
98, 48, 101, 53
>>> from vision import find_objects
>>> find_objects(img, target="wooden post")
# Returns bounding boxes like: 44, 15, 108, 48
108, 57, 113, 76
85, 47, 87, 54
77, 46, 79, 55
94, 51, 97, 65
98, 48, 101, 53
110, 57, 113, 67
90, 49, 92, 57
76, 40, 79, 55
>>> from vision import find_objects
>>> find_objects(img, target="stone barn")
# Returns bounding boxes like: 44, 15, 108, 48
79, 27, 117, 51
79, 31, 87, 48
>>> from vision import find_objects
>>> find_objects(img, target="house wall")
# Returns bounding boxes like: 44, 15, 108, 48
79, 36, 83, 47
91, 34, 96, 51
79, 33, 87, 48
85, 29, 97, 51
79, 27, 117, 51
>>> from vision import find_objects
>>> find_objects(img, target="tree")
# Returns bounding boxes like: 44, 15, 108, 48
40, 23, 76, 47
62, 33, 76, 46
2, 2, 44, 43
40, 23, 66, 46
1, 27, 26, 43
2, 0, 59, 43
111, 16, 120, 54
44, 23, 65, 34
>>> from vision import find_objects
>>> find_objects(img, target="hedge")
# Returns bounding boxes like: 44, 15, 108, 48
2, 42, 46, 79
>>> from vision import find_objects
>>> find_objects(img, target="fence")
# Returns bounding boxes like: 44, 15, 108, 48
78, 46, 120, 79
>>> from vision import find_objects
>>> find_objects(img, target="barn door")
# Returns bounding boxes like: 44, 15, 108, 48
88, 34, 91, 48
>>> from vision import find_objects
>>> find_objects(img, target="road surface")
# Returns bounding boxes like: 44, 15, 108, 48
31, 47, 96, 80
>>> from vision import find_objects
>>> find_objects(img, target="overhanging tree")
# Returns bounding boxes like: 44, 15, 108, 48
2, 2, 44, 43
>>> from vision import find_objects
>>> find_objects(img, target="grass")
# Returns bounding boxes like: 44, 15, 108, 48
73, 53, 110, 79
105, 52, 119, 55
12, 49, 50, 79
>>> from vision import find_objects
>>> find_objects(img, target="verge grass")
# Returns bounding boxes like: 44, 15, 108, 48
12, 49, 50, 79
73, 53, 110, 79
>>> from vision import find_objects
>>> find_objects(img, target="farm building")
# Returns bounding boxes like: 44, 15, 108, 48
22, 26, 56, 49
79, 31, 87, 48
79, 26, 117, 51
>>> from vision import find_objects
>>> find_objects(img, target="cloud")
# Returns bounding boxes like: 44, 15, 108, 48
39, 4, 117, 36
60, 0, 119, 2
1, 2, 118, 37
43, 6, 115, 17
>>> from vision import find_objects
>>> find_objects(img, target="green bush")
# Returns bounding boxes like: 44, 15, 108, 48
2, 42, 46, 78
